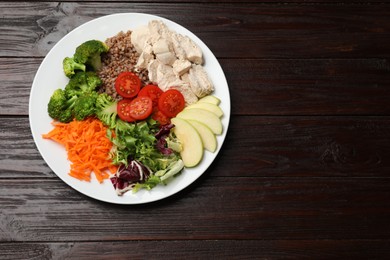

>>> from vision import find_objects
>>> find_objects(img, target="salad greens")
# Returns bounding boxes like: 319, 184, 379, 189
105, 117, 184, 194
107, 118, 181, 171
47, 39, 186, 196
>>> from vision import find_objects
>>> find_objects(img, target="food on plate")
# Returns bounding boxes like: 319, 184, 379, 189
131, 20, 214, 104
171, 117, 203, 167
157, 89, 185, 118
186, 119, 217, 153
128, 96, 153, 120
63, 57, 86, 78
48, 71, 102, 123
170, 96, 224, 163
98, 31, 150, 100
138, 84, 163, 107
198, 95, 221, 105
43, 19, 224, 197
95, 93, 118, 129
63, 40, 109, 77
185, 102, 224, 118
42, 118, 118, 182
177, 108, 223, 135
117, 99, 136, 122
114, 71, 141, 98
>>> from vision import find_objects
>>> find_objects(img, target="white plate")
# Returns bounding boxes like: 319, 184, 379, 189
29, 13, 230, 204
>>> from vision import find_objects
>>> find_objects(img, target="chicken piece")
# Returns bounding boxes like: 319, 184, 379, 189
178, 35, 203, 65
147, 59, 161, 84
148, 20, 171, 43
153, 38, 176, 65
135, 43, 154, 69
153, 63, 198, 105
170, 32, 187, 60
172, 59, 191, 76
156, 52, 176, 66
153, 63, 176, 90
168, 83, 198, 105
180, 72, 190, 83
131, 25, 150, 54
187, 64, 214, 98
152, 38, 170, 54
149, 58, 184, 88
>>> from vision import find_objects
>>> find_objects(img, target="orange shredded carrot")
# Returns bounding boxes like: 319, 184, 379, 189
42, 118, 118, 183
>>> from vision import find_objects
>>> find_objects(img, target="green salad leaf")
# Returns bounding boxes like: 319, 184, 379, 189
108, 118, 181, 173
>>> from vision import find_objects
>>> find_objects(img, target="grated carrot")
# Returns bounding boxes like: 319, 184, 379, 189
42, 118, 118, 183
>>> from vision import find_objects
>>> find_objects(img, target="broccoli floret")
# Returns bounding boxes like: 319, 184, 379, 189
47, 89, 78, 123
64, 71, 102, 98
95, 93, 118, 128
48, 89, 67, 119
63, 57, 86, 78
73, 92, 98, 121
73, 40, 109, 71
57, 107, 74, 123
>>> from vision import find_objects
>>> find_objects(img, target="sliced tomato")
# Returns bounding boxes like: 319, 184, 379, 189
152, 108, 171, 125
117, 99, 136, 122
129, 96, 153, 120
138, 85, 163, 107
115, 72, 141, 98
158, 89, 185, 118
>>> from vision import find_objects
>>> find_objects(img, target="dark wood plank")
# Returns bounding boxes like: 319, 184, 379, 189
1, 3, 390, 58
1, 177, 390, 241
223, 58, 390, 115
1, 240, 390, 259
2, 58, 390, 116
0, 58, 39, 115
219, 115, 390, 177
2, 116, 390, 178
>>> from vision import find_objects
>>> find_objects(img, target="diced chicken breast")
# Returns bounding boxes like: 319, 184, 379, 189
148, 20, 171, 43
152, 38, 170, 54
155, 64, 178, 90
188, 64, 214, 97
133, 20, 211, 101
131, 25, 150, 54
156, 52, 176, 66
168, 83, 198, 105
135, 43, 154, 69
170, 32, 187, 60
172, 59, 192, 76
147, 59, 161, 84
153, 38, 176, 65
180, 36, 203, 65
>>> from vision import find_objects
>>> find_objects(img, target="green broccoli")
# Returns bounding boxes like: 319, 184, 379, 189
64, 71, 102, 98
73, 92, 98, 121
63, 57, 86, 78
47, 88, 77, 123
57, 107, 74, 123
95, 93, 118, 128
73, 40, 109, 71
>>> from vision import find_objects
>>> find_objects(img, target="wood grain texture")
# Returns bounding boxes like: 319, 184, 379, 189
2, 58, 390, 116
0, 3, 389, 58
1, 0, 390, 258
2, 116, 390, 178
1, 177, 390, 241
1, 240, 390, 259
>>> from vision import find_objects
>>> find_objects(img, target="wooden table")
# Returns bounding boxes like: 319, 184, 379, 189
1, 1, 390, 259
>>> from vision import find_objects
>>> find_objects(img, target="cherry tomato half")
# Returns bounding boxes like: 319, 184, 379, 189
158, 89, 185, 118
152, 108, 171, 126
138, 84, 163, 107
117, 99, 136, 122
129, 96, 153, 120
115, 72, 141, 98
